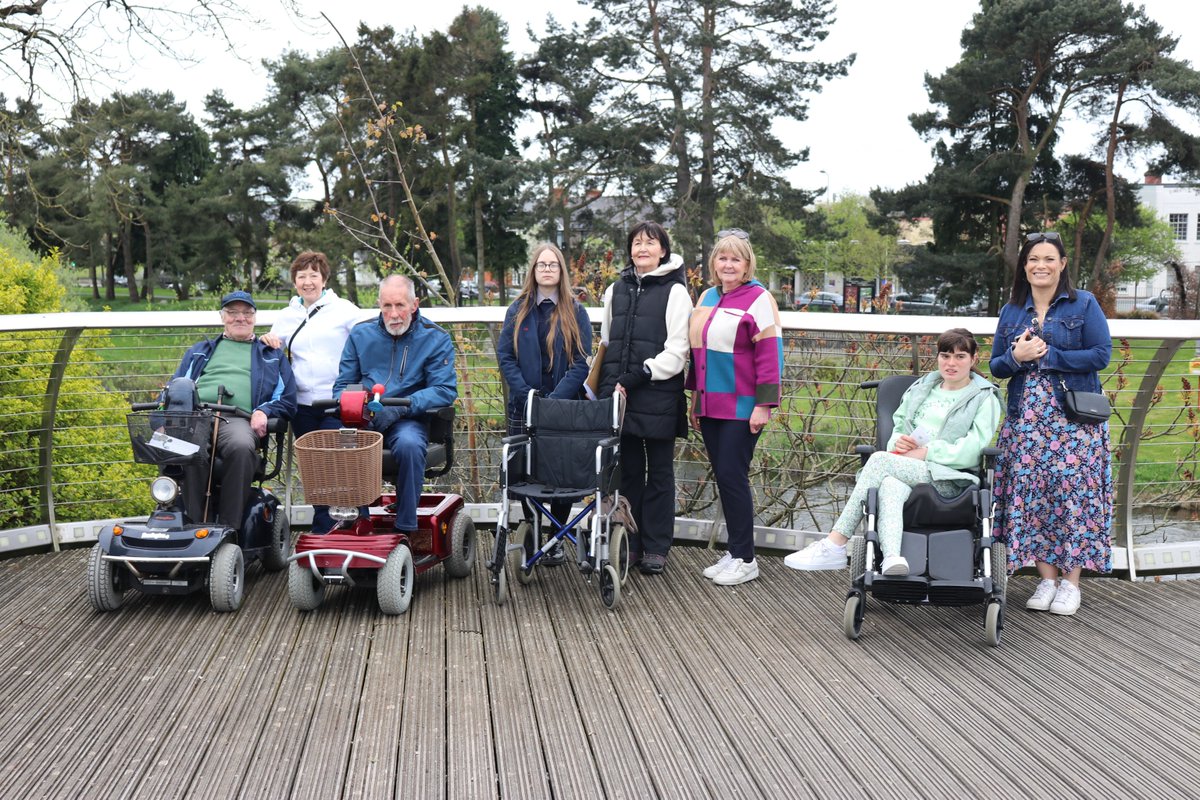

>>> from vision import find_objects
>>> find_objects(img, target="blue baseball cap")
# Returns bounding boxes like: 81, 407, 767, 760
220, 290, 256, 310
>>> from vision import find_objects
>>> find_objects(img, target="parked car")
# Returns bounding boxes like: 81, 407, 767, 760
794, 291, 843, 312
459, 280, 479, 300
893, 293, 948, 315
1135, 294, 1170, 315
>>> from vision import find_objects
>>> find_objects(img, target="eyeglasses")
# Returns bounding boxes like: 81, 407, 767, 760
534, 262, 561, 272
717, 228, 750, 241
1025, 231, 1061, 244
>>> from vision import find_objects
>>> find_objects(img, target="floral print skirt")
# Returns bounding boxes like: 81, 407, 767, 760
994, 371, 1112, 574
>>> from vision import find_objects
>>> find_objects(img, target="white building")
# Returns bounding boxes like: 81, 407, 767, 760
1132, 174, 1200, 307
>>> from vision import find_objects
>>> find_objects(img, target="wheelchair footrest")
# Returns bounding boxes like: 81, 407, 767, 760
870, 575, 929, 603
927, 579, 986, 606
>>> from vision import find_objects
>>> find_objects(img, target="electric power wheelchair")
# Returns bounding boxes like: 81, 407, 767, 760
842, 375, 1008, 647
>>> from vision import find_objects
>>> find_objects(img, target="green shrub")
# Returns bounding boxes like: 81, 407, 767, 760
0, 238, 144, 527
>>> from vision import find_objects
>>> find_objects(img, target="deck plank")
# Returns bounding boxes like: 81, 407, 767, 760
1, 544, 1199, 799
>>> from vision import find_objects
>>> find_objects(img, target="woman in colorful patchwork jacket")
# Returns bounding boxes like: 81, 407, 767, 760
686, 230, 783, 586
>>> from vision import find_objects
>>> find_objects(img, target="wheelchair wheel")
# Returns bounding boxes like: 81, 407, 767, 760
848, 535, 866, 582
599, 563, 621, 610
261, 506, 291, 572
208, 542, 245, 613
378, 543, 415, 615
445, 510, 476, 579
493, 560, 509, 605
989, 541, 1008, 598
515, 521, 536, 586
288, 560, 325, 611
842, 592, 864, 640
87, 544, 125, 612
985, 600, 1003, 647
608, 523, 630, 584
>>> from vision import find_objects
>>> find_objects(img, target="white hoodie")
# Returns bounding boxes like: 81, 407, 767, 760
599, 253, 692, 381
269, 290, 364, 405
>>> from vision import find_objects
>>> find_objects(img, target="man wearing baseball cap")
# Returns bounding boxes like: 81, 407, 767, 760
167, 291, 296, 527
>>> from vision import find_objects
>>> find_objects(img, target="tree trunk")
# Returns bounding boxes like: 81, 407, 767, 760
696, 5, 717, 282
104, 230, 114, 302
440, 142, 463, 292
1093, 80, 1127, 291
474, 191, 487, 300
143, 217, 153, 303
122, 219, 139, 302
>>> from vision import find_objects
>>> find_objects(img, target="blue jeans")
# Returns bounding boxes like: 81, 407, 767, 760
383, 417, 428, 532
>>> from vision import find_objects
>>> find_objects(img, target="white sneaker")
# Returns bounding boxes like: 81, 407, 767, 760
783, 538, 847, 571
881, 555, 909, 576
713, 558, 759, 586
703, 551, 734, 579
1025, 579, 1058, 611
1049, 580, 1081, 616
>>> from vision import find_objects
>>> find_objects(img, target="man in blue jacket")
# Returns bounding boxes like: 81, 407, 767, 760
334, 275, 457, 533
171, 291, 297, 527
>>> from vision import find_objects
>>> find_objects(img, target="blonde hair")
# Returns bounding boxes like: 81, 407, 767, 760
708, 235, 757, 285
511, 243, 585, 369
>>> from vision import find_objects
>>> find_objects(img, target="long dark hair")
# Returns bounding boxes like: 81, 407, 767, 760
1008, 234, 1075, 307
625, 221, 672, 267
510, 243, 585, 369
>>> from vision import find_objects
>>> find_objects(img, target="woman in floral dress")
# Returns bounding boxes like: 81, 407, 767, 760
990, 232, 1113, 616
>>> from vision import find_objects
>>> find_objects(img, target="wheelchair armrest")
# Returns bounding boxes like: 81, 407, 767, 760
501, 433, 530, 446
982, 446, 1000, 458
859, 379, 881, 390
267, 417, 288, 435
597, 436, 620, 450
855, 444, 877, 466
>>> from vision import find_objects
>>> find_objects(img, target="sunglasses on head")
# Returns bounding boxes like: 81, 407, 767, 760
717, 228, 750, 241
1025, 231, 1061, 244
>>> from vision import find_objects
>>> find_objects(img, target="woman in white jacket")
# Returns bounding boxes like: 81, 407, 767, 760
262, 251, 363, 532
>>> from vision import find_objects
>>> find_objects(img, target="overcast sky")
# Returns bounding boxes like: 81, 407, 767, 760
10, 1, 1199, 200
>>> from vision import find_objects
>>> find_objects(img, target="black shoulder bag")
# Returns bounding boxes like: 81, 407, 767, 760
1059, 379, 1111, 425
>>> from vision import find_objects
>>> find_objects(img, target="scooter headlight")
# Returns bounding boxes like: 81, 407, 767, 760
151, 476, 179, 505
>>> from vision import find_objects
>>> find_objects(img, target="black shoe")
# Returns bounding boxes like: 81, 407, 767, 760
544, 540, 566, 566
638, 553, 667, 574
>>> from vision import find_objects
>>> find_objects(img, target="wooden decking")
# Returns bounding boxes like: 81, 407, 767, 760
2, 542, 1199, 799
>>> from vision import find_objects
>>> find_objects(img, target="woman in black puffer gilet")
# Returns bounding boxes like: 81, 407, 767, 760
597, 222, 693, 574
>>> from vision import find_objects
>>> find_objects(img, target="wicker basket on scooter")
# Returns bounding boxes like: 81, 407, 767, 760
294, 429, 384, 507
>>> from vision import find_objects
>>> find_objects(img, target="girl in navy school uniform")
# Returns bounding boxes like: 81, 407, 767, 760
496, 243, 592, 563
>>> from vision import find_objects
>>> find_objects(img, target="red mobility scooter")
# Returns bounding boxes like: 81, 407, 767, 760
287, 384, 475, 614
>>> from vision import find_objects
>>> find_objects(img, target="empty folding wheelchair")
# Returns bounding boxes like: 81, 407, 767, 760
488, 392, 629, 610
843, 375, 1008, 646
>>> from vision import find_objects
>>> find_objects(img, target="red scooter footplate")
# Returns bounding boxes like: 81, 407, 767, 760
294, 533, 404, 570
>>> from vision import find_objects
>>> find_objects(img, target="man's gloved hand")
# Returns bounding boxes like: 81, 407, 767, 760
369, 404, 409, 432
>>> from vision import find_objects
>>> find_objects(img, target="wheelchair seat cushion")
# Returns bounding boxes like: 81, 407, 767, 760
901, 483, 976, 531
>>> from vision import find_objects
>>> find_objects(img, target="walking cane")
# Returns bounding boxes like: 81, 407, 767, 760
203, 385, 230, 522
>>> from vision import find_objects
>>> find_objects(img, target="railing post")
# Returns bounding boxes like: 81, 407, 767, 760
1114, 337, 1184, 579
40, 328, 83, 550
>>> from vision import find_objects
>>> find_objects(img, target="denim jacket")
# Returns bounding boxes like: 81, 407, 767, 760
989, 288, 1111, 418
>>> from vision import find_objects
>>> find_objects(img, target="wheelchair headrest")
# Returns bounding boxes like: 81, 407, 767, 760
164, 377, 200, 413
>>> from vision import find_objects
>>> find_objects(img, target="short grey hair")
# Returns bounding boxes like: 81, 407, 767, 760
379, 274, 416, 299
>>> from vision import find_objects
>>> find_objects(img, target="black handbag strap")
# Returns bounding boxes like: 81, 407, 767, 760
285, 304, 323, 363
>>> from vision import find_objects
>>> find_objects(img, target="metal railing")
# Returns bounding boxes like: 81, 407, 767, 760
2, 307, 1199, 578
